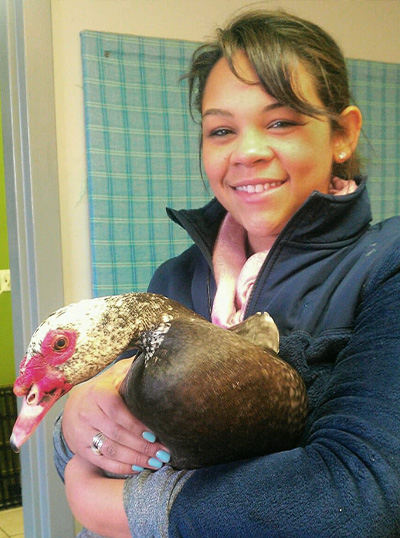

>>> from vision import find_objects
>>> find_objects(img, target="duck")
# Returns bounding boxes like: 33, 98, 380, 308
10, 292, 308, 469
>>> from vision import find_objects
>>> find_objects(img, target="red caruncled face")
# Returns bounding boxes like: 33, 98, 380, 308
10, 329, 77, 452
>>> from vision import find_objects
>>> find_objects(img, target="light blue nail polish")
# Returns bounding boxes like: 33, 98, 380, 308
156, 450, 171, 463
148, 457, 163, 469
132, 465, 144, 472
142, 431, 156, 443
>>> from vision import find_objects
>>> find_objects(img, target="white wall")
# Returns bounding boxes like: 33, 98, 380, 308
51, 0, 400, 304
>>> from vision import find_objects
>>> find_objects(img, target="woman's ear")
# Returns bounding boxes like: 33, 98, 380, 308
333, 106, 363, 163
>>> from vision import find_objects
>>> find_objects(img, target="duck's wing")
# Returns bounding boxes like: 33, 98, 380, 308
228, 312, 279, 354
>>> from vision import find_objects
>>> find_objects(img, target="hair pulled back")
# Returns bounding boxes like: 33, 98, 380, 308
186, 10, 361, 179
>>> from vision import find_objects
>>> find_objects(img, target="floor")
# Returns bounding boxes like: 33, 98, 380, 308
0, 507, 24, 538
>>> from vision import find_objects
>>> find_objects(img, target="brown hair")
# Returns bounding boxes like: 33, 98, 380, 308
186, 9, 361, 180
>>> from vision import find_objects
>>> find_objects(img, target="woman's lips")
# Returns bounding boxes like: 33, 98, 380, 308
235, 180, 286, 193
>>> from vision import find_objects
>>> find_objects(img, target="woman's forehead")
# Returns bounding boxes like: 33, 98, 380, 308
203, 52, 323, 111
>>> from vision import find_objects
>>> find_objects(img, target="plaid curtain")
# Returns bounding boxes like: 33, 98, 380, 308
348, 59, 400, 221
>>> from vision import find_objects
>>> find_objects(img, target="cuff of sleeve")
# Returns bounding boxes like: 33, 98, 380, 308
123, 466, 195, 537
52, 412, 75, 483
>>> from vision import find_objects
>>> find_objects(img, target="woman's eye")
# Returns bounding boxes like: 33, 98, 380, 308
269, 120, 297, 129
269, 116, 308, 130
208, 128, 233, 137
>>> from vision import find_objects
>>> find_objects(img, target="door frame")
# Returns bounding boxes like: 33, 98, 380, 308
0, 1, 75, 536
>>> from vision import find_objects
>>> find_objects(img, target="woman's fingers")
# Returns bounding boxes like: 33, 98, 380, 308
85, 412, 169, 471
84, 427, 169, 475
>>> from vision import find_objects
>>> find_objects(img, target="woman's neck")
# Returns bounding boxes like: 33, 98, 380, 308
247, 233, 278, 256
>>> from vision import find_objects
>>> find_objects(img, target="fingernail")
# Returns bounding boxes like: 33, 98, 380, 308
156, 450, 171, 463
142, 431, 156, 443
132, 465, 144, 472
148, 457, 163, 469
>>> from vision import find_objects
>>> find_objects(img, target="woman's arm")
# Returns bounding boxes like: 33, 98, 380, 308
65, 455, 130, 538
122, 244, 400, 537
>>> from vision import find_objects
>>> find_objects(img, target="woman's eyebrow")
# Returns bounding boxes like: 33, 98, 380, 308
202, 102, 284, 118
202, 108, 233, 119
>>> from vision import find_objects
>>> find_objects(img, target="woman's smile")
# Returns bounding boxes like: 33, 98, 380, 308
234, 180, 286, 194
233, 180, 286, 199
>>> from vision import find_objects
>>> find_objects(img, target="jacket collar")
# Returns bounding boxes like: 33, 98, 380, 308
167, 198, 226, 264
166, 177, 372, 258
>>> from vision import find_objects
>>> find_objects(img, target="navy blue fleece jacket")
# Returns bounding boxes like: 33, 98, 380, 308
53, 180, 400, 537
124, 180, 400, 537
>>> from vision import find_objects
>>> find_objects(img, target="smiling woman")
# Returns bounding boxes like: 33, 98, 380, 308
54, 9, 400, 538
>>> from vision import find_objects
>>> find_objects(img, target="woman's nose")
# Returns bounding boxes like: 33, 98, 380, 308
232, 129, 274, 166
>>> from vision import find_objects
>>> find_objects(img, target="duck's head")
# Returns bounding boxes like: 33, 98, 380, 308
10, 295, 140, 452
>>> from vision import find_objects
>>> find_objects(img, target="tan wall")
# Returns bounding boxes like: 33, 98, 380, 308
51, 0, 400, 303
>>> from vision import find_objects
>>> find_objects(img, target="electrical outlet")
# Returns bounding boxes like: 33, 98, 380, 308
0, 269, 11, 293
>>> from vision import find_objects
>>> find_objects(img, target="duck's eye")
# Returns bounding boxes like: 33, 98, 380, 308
53, 336, 69, 351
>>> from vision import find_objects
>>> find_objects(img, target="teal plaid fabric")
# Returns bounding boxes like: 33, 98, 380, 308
81, 32, 210, 296
348, 59, 400, 221
81, 31, 400, 297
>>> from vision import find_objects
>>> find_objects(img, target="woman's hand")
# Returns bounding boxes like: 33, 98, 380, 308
61, 357, 170, 475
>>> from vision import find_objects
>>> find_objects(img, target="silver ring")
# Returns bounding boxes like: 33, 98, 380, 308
91, 432, 107, 456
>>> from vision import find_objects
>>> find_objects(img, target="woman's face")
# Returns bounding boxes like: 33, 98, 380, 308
201, 52, 340, 252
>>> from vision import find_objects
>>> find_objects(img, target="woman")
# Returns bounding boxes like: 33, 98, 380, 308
56, 9, 400, 537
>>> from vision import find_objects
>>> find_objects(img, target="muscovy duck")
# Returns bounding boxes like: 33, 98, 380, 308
11, 292, 308, 468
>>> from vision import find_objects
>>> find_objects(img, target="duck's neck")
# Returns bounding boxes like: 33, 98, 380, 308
119, 292, 176, 347
63, 293, 176, 386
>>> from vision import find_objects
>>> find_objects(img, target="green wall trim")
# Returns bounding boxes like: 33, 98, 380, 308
0, 88, 15, 386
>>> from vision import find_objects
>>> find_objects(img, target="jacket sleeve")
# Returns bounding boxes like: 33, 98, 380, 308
124, 243, 400, 537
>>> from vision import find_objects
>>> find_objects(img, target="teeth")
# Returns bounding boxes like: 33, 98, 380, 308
236, 181, 283, 193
